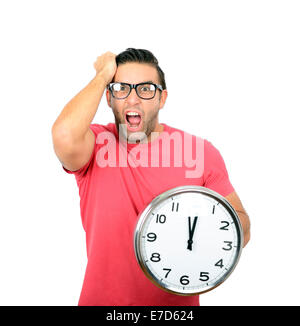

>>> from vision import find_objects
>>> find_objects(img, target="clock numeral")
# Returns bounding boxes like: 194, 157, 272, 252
180, 275, 190, 285
215, 259, 224, 268
199, 272, 210, 281
172, 202, 179, 212
220, 221, 230, 230
222, 241, 233, 251
150, 252, 161, 262
146, 232, 157, 242
156, 214, 167, 224
163, 268, 171, 278
212, 205, 215, 214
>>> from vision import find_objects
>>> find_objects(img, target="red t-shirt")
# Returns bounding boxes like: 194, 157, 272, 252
63, 123, 234, 306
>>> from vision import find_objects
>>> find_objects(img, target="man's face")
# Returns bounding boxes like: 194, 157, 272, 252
106, 63, 167, 143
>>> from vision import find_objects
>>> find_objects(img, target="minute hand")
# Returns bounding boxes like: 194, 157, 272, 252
187, 216, 198, 251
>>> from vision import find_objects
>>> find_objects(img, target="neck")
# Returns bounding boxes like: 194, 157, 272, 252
147, 123, 164, 142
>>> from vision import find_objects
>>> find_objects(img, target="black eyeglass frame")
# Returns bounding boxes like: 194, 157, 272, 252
107, 82, 163, 100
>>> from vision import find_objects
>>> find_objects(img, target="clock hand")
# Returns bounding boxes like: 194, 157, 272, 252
187, 216, 198, 251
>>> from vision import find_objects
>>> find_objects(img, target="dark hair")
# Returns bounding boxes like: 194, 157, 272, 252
115, 48, 166, 90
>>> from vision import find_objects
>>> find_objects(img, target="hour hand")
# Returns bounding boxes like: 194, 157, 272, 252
187, 216, 198, 251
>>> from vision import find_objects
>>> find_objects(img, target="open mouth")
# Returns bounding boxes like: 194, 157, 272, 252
125, 111, 143, 131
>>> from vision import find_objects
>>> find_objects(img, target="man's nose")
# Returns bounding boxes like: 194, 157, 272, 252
126, 88, 141, 104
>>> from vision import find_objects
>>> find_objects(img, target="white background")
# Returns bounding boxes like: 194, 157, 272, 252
0, 0, 299, 306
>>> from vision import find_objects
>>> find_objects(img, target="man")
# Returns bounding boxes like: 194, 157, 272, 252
51, 48, 250, 306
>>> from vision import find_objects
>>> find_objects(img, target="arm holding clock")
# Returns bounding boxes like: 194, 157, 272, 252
225, 191, 250, 247
203, 141, 251, 248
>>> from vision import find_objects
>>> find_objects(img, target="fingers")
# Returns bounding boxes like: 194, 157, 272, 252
94, 51, 117, 84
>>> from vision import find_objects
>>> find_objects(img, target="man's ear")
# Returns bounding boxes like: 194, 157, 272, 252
159, 89, 168, 110
106, 89, 112, 108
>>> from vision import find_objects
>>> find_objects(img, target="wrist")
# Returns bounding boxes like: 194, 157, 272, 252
95, 67, 114, 86
94, 72, 108, 85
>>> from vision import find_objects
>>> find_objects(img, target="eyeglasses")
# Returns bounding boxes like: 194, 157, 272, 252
108, 82, 163, 100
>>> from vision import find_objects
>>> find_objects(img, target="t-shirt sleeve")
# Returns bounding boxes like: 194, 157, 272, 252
62, 124, 99, 182
203, 140, 234, 197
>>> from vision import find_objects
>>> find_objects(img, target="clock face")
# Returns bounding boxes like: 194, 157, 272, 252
134, 186, 243, 295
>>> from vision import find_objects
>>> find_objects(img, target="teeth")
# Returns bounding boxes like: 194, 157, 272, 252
126, 112, 140, 116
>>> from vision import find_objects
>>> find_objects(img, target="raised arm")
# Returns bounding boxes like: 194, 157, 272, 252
51, 52, 117, 171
